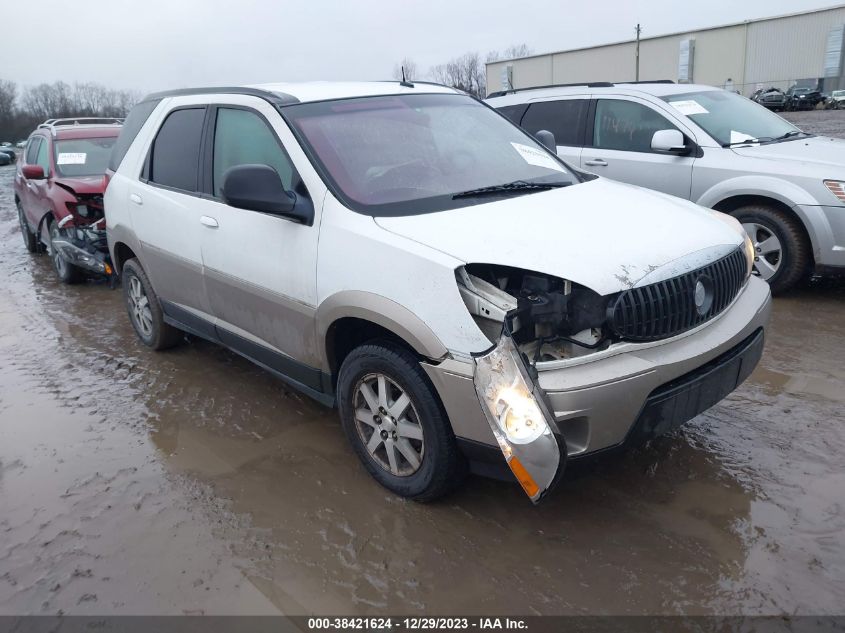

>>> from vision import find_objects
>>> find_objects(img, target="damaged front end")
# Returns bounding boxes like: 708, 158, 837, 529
49, 192, 115, 280
459, 265, 613, 503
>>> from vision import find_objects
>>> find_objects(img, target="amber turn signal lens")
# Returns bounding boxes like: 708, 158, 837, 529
824, 180, 845, 203
104, 263, 113, 276
507, 456, 540, 499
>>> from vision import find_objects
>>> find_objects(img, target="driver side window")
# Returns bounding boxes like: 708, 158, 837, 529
593, 99, 680, 153
35, 137, 51, 174
213, 108, 294, 197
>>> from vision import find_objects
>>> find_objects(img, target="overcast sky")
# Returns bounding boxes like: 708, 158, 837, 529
2, 0, 843, 93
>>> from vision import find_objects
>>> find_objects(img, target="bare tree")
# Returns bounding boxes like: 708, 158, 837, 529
0, 80, 16, 132
429, 52, 486, 97
392, 57, 418, 82
0, 78, 139, 140
486, 43, 533, 63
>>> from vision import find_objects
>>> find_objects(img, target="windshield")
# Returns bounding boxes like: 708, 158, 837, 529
662, 90, 801, 146
283, 93, 578, 215
54, 137, 117, 177
834, 90, 845, 97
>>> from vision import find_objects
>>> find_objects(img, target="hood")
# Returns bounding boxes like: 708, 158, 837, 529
53, 175, 106, 196
731, 135, 845, 169
374, 178, 743, 296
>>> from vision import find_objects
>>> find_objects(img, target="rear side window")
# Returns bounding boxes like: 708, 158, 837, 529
109, 98, 161, 172
496, 103, 528, 125
212, 107, 294, 197
149, 107, 206, 192
25, 137, 40, 164
521, 99, 589, 147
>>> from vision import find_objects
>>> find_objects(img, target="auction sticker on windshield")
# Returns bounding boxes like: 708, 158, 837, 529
669, 100, 709, 116
510, 142, 566, 173
57, 153, 87, 165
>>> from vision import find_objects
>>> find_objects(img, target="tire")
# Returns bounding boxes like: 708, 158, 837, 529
730, 205, 810, 294
121, 258, 183, 350
49, 220, 83, 284
337, 342, 466, 501
17, 200, 36, 253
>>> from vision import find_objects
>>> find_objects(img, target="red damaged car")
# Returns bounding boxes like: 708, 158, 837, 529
14, 118, 122, 283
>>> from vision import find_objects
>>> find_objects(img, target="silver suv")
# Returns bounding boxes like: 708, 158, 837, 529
487, 82, 845, 293
105, 82, 770, 503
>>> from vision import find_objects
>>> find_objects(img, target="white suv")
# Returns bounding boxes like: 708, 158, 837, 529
105, 82, 770, 503
487, 81, 845, 293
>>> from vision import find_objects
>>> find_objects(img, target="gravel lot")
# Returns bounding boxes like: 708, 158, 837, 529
0, 111, 843, 616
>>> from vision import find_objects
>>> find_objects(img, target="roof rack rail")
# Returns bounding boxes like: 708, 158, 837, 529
486, 79, 675, 98
37, 117, 124, 130
618, 79, 676, 85
487, 82, 613, 99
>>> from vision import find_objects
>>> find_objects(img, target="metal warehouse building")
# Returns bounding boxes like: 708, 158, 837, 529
486, 4, 845, 96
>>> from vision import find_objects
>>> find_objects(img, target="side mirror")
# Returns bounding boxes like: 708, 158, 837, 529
651, 129, 689, 155
221, 164, 311, 224
22, 164, 45, 180
534, 129, 557, 153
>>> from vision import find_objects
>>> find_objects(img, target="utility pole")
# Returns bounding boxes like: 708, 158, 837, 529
635, 23, 641, 81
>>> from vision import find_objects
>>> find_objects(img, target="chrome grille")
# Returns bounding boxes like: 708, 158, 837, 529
608, 248, 748, 342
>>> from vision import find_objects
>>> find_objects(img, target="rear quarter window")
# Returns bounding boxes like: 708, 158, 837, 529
495, 103, 528, 125
109, 98, 161, 172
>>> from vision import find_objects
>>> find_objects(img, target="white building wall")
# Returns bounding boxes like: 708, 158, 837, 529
486, 5, 845, 96
744, 6, 845, 93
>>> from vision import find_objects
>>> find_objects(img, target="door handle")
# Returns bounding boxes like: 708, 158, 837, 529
200, 215, 219, 228
584, 158, 608, 167
130, 193, 143, 205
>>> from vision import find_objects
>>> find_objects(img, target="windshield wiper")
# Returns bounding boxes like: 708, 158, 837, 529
769, 130, 808, 142
723, 130, 808, 147
452, 180, 570, 200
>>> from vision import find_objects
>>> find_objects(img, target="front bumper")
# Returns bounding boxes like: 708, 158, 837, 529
797, 204, 845, 269
424, 276, 771, 476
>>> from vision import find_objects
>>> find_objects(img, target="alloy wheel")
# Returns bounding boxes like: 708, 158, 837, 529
742, 222, 783, 281
128, 275, 154, 338
352, 372, 425, 477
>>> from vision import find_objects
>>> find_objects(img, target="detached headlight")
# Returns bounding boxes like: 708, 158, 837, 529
824, 180, 845, 203
473, 332, 563, 503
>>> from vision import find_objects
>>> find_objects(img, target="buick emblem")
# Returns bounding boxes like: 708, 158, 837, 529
693, 275, 714, 315
694, 280, 706, 308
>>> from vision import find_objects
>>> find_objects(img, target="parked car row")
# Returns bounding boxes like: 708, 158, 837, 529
749, 85, 833, 111
10, 80, 782, 503
0, 146, 15, 165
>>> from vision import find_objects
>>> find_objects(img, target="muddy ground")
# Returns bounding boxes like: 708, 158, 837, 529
1, 111, 844, 616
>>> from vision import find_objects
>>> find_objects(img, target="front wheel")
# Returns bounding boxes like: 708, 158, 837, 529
121, 258, 183, 350
731, 205, 810, 294
17, 200, 36, 253
337, 342, 466, 501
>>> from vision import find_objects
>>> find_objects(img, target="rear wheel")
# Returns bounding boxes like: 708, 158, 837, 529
49, 220, 83, 284
337, 342, 466, 501
731, 205, 810, 294
17, 200, 36, 253
122, 258, 183, 350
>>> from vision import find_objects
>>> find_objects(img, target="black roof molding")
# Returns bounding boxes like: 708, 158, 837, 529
140, 86, 300, 106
